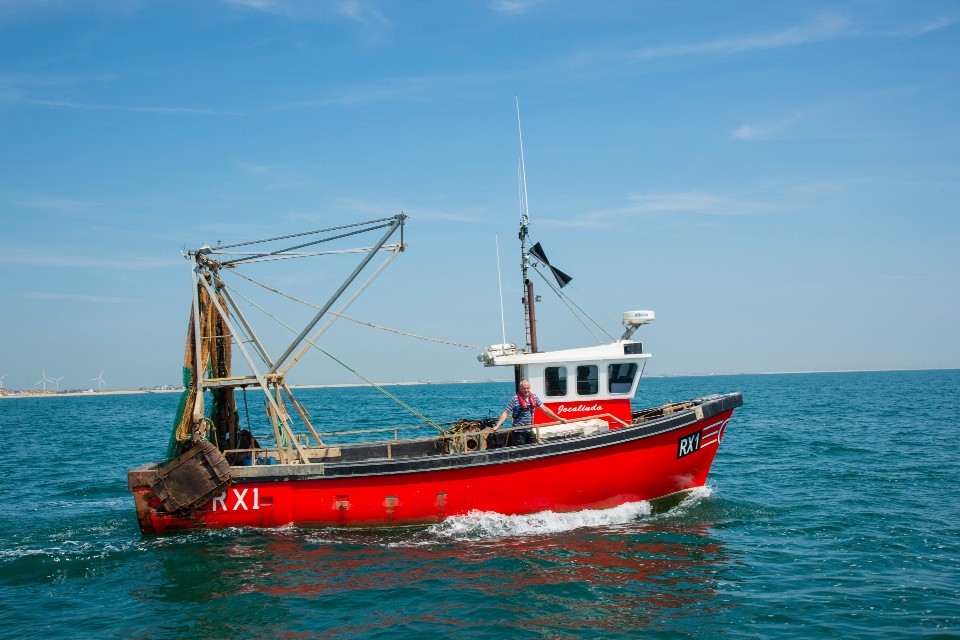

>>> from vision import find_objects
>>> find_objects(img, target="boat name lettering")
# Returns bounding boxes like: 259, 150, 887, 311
556, 404, 604, 414
677, 431, 701, 459
211, 487, 260, 511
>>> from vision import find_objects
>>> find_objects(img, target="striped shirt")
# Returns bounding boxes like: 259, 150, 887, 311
505, 392, 543, 427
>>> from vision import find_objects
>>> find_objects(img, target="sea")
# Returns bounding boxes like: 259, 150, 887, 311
0, 370, 958, 639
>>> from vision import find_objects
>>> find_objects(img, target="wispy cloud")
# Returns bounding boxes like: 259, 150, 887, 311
260, 11, 959, 109
487, 0, 547, 16
335, 0, 390, 26
277, 197, 396, 225
560, 14, 852, 76
0, 0, 395, 41
411, 209, 485, 224
784, 180, 846, 196
10, 195, 99, 211
22, 99, 226, 115
541, 177, 863, 229
557, 11, 960, 81
0, 246, 180, 269
221, 0, 276, 11
331, 198, 416, 217
880, 14, 959, 37
539, 190, 794, 229
311, 77, 434, 106
0, 0, 143, 23
222, 0, 390, 26
733, 112, 805, 141
653, 14, 852, 57
233, 160, 306, 190
280, 197, 484, 225
0, 71, 118, 102
267, 73, 498, 109
273, 65, 516, 110
22, 292, 141, 304
0, 71, 231, 115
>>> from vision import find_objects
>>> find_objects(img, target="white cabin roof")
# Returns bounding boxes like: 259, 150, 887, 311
488, 341, 650, 367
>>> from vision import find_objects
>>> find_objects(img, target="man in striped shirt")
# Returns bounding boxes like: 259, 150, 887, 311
493, 379, 566, 445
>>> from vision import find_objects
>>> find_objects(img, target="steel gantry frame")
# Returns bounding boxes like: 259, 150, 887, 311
184, 214, 407, 464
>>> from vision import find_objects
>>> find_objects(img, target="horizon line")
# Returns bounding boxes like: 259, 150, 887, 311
1, 367, 957, 397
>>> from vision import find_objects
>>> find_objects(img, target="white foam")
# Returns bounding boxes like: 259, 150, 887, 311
0, 537, 139, 562
669, 485, 713, 513
425, 500, 654, 541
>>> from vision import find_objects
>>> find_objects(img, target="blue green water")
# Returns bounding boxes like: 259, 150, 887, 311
1, 370, 958, 639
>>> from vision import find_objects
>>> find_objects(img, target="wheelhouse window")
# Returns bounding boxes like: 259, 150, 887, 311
576, 365, 599, 395
544, 366, 567, 397
608, 362, 639, 394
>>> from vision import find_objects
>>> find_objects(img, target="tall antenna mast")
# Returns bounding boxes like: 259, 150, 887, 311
516, 97, 538, 352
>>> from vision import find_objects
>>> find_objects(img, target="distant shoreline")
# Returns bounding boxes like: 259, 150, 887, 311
0, 388, 183, 400
0, 378, 512, 400
0, 368, 955, 400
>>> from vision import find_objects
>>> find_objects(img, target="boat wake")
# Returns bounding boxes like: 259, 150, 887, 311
426, 501, 654, 541
424, 486, 715, 542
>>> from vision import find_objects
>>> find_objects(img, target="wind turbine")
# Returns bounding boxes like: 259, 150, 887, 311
0, 374, 7, 389
92, 370, 106, 391
37, 369, 52, 391
52, 375, 65, 391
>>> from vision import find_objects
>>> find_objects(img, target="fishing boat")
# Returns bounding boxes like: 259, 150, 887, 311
127, 115, 741, 533
126, 207, 741, 534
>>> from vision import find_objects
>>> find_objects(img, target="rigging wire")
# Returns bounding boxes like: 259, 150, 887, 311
533, 266, 614, 343
220, 221, 396, 267
228, 269, 482, 350
526, 236, 617, 342
224, 284, 445, 433
211, 245, 404, 266
565, 281, 623, 328
530, 265, 606, 344
278, 246, 402, 377
216, 216, 398, 250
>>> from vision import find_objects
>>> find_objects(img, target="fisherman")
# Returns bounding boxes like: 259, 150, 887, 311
493, 379, 566, 445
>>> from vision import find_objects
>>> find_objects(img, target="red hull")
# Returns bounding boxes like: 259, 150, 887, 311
132, 408, 733, 534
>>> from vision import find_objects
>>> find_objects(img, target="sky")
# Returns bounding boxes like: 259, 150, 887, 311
0, 0, 958, 390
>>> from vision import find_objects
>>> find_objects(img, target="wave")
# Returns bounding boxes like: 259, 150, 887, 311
424, 500, 658, 541
0, 536, 140, 566
430, 486, 715, 540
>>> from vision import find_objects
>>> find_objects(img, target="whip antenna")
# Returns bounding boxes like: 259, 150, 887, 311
516, 97, 535, 351
496, 234, 507, 345
517, 97, 530, 222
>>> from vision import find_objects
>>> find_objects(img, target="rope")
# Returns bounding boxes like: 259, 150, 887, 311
227, 286, 446, 433
228, 270, 482, 350
242, 387, 252, 432
200, 417, 217, 446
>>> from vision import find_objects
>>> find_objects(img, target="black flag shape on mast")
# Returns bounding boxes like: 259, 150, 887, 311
529, 242, 573, 288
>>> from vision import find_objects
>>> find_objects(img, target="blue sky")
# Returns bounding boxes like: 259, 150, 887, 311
1, 0, 958, 390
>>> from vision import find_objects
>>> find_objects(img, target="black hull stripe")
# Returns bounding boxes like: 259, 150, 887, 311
231, 392, 743, 482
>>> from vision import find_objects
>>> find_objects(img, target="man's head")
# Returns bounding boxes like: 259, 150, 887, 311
518, 379, 531, 394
